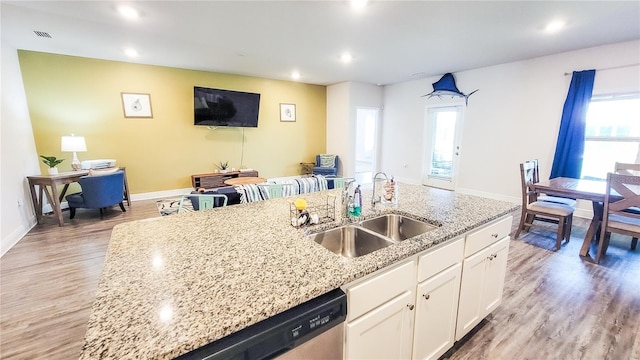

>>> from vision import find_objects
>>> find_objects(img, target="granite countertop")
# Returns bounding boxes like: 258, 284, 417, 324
80, 183, 518, 359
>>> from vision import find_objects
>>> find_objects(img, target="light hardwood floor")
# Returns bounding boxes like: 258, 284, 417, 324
1, 203, 639, 359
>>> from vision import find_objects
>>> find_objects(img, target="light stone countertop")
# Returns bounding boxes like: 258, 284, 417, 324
80, 183, 518, 359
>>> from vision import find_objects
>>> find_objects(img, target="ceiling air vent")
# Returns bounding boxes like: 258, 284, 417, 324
33, 31, 52, 38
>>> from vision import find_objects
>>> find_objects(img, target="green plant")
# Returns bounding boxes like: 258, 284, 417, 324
40, 155, 64, 168
216, 161, 229, 170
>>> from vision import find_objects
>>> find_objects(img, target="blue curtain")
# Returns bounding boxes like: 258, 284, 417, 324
550, 69, 596, 179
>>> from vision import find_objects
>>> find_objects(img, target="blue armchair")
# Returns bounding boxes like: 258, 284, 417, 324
66, 171, 126, 219
313, 154, 338, 176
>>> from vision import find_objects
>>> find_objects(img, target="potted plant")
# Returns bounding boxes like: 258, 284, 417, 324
40, 155, 64, 175
216, 161, 230, 173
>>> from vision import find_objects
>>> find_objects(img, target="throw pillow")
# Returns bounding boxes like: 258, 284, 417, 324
319, 154, 336, 168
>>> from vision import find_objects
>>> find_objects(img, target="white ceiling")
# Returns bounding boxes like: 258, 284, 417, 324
2, 1, 639, 86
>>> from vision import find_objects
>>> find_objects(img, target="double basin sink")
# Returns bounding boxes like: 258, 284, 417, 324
311, 214, 437, 258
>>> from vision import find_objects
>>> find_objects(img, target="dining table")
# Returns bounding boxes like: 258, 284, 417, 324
530, 177, 608, 262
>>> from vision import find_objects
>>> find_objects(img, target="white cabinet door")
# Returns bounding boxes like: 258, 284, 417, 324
455, 237, 510, 341
345, 291, 415, 360
481, 237, 509, 315
412, 263, 462, 360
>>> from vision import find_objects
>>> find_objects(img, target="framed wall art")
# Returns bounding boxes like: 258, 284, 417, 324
280, 103, 296, 122
121, 93, 153, 118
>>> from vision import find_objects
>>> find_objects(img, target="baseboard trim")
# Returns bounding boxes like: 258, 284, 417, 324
130, 188, 195, 201
1, 219, 36, 258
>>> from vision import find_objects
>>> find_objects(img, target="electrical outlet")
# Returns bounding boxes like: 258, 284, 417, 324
17, 199, 22, 207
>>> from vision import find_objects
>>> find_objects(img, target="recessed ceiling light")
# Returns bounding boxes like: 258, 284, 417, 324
340, 53, 352, 63
351, 0, 368, 10
124, 48, 138, 57
118, 5, 139, 20
291, 71, 301, 80
545, 20, 565, 33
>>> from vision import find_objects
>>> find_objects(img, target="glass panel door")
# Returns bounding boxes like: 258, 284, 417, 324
355, 107, 379, 185
423, 106, 463, 190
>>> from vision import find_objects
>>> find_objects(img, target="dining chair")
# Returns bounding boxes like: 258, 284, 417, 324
258, 183, 296, 199
515, 162, 575, 250
178, 193, 228, 213
325, 177, 355, 189
259, 183, 283, 199
614, 162, 640, 176
614, 162, 640, 248
528, 159, 577, 207
595, 172, 640, 263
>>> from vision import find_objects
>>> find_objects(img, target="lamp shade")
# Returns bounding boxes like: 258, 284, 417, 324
61, 135, 87, 152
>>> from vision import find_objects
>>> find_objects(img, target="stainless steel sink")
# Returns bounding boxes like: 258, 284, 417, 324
359, 214, 436, 242
311, 225, 395, 258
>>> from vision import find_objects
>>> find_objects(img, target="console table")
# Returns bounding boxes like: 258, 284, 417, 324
191, 170, 258, 189
27, 168, 130, 227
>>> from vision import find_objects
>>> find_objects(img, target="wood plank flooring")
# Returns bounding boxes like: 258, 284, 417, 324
1, 204, 639, 359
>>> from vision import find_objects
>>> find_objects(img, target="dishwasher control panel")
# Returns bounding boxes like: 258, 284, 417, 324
290, 305, 340, 340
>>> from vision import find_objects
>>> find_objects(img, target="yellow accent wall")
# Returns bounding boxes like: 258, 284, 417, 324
18, 51, 326, 194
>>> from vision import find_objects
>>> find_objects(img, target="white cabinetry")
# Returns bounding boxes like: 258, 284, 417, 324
455, 217, 511, 341
342, 215, 512, 359
346, 291, 415, 359
412, 263, 462, 360
411, 237, 463, 360
344, 260, 416, 359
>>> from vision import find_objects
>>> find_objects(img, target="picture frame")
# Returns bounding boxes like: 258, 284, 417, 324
121, 93, 153, 118
280, 103, 296, 122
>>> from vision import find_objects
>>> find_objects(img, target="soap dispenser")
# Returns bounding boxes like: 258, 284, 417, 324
353, 185, 362, 217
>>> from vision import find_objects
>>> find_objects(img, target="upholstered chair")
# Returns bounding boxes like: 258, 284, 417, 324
313, 154, 338, 176
66, 171, 126, 219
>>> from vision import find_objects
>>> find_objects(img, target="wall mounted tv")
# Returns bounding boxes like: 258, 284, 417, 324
194, 86, 261, 127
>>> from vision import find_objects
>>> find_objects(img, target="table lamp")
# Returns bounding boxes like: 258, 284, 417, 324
61, 135, 87, 171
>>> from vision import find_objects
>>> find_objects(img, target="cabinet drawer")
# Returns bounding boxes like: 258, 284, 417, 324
345, 260, 415, 321
417, 238, 464, 282
464, 216, 512, 257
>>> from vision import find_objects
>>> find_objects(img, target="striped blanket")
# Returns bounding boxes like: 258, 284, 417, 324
234, 176, 329, 203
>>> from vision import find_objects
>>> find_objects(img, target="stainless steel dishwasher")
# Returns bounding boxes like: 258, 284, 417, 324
176, 288, 347, 360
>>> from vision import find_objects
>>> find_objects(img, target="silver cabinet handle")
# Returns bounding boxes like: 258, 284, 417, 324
423, 294, 430, 300
407, 304, 414, 310
488, 254, 495, 260
491, 233, 499, 238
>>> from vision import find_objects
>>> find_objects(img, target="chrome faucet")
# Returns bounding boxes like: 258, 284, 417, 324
371, 172, 389, 206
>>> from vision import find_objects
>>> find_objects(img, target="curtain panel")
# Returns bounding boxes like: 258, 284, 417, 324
550, 69, 596, 179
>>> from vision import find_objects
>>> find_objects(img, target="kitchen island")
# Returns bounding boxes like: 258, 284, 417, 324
80, 183, 518, 359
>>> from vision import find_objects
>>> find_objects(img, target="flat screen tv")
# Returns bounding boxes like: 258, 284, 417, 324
194, 86, 260, 127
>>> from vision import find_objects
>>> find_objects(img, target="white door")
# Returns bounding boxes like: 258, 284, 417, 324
355, 107, 379, 185
423, 105, 464, 190
345, 291, 415, 360
412, 263, 462, 360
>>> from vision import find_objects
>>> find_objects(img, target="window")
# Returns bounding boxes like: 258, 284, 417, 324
581, 93, 640, 180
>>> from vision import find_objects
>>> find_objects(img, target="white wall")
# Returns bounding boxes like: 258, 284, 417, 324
327, 81, 383, 178
1, 43, 41, 257
381, 40, 640, 211
327, 82, 350, 176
